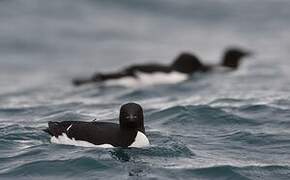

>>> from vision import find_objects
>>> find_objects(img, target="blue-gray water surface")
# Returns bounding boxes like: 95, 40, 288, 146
1, 0, 290, 179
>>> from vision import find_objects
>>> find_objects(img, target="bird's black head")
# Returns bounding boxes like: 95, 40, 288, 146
119, 103, 145, 133
221, 48, 252, 69
171, 52, 206, 74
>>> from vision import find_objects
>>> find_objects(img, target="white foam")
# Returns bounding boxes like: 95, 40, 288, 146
104, 71, 187, 87
129, 131, 150, 148
50, 133, 113, 148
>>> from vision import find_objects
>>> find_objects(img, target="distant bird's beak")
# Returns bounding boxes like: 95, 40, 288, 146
244, 51, 253, 57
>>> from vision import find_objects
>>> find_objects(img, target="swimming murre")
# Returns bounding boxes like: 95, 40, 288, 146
72, 47, 251, 86
44, 103, 150, 148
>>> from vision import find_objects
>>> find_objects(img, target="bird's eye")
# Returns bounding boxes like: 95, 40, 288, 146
125, 115, 137, 119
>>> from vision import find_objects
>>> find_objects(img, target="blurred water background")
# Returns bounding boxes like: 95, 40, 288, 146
1, 0, 290, 179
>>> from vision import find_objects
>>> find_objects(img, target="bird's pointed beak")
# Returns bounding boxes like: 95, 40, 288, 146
244, 51, 253, 57
127, 115, 136, 122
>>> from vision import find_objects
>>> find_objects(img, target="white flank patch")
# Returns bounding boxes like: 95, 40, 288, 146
104, 72, 187, 87
129, 131, 150, 148
50, 133, 113, 148
66, 124, 72, 131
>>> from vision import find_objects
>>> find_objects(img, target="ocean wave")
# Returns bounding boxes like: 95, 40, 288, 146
168, 165, 290, 180
148, 105, 259, 127
0, 157, 109, 177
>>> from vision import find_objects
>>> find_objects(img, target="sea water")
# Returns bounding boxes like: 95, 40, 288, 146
1, 0, 290, 179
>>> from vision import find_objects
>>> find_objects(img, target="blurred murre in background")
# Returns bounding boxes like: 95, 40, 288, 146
72, 47, 251, 87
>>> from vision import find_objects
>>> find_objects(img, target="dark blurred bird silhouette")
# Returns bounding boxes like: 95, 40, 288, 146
72, 47, 251, 86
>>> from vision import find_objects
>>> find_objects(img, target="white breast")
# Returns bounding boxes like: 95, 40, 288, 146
50, 132, 150, 148
50, 133, 113, 148
129, 131, 150, 148
104, 71, 187, 87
